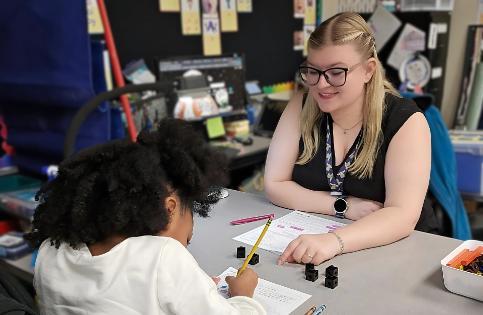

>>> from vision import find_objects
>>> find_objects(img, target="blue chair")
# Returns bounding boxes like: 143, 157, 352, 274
402, 92, 472, 240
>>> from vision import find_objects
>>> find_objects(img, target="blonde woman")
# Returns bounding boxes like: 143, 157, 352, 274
264, 12, 436, 265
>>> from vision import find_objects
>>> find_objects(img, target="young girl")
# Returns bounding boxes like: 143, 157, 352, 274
28, 119, 265, 314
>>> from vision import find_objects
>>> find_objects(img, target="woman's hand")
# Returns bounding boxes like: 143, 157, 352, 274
345, 196, 383, 220
277, 233, 341, 266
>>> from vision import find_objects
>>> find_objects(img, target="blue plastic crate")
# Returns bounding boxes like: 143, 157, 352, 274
451, 131, 483, 194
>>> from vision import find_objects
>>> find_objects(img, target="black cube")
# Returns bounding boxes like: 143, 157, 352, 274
248, 253, 259, 265
305, 269, 318, 282
325, 276, 338, 289
236, 246, 245, 258
325, 265, 338, 277
305, 263, 315, 273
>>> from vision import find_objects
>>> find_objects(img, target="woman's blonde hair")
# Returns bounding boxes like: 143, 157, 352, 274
297, 12, 399, 179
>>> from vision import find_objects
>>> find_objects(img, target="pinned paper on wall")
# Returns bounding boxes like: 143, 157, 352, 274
294, 0, 305, 18
220, 0, 238, 32
87, 0, 104, 34
303, 25, 315, 56
387, 23, 425, 70
202, 14, 222, 56
304, 0, 316, 25
367, 4, 401, 52
237, 0, 252, 13
160, 0, 181, 12
201, 0, 218, 14
181, 0, 201, 35
294, 31, 304, 51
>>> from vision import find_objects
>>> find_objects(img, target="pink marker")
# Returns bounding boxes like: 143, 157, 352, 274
230, 213, 275, 225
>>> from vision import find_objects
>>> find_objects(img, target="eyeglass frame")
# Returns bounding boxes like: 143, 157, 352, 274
298, 61, 364, 87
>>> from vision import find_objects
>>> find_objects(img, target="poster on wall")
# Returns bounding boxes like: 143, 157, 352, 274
303, 25, 315, 56
202, 0, 218, 14
294, 31, 304, 51
220, 0, 238, 32
87, 0, 104, 34
387, 23, 426, 70
181, 0, 201, 35
203, 14, 222, 56
367, 4, 401, 52
304, 0, 316, 25
294, 0, 305, 18
160, 0, 181, 12
237, 0, 252, 13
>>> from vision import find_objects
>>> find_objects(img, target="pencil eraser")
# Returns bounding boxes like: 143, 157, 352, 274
325, 265, 338, 277
248, 253, 259, 265
237, 246, 245, 258
325, 276, 338, 289
305, 269, 318, 282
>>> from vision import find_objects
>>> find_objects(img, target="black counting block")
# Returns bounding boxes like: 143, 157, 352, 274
237, 246, 245, 258
248, 253, 259, 265
325, 276, 338, 289
325, 265, 338, 277
305, 263, 315, 273
305, 269, 318, 282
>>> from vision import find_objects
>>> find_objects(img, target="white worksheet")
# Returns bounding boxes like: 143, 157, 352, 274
217, 267, 311, 315
233, 211, 346, 253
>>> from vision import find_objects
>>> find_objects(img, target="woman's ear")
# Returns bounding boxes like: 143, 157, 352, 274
364, 57, 377, 83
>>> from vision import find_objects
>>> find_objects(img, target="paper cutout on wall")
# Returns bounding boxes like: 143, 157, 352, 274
304, 0, 316, 25
294, 0, 305, 18
303, 25, 315, 56
181, 0, 201, 35
368, 4, 401, 52
201, 0, 218, 14
237, 0, 252, 13
160, 0, 181, 12
220, 0, 238, 32
387, 23, 425, 70
203, 14, 222, 56
87, 0, 104, 34
294, 31, 304, 51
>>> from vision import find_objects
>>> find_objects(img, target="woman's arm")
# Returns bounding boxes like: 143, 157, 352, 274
264, 92, 336, 215
278, 112, 431, 264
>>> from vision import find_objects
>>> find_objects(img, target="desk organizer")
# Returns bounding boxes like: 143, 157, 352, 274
441, 240, 483, 301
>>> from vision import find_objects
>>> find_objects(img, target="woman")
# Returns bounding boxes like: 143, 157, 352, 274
264, 12, 435, 266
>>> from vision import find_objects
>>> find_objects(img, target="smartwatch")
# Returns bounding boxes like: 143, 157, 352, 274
333, 196, 348, 219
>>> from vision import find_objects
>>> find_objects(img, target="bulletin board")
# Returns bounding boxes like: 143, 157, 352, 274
104, 0, 305, 86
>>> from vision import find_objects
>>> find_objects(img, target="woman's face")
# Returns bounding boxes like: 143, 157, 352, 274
306, 44, 372, 114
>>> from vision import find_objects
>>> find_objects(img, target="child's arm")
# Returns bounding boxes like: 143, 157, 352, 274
157, 239, 266, 315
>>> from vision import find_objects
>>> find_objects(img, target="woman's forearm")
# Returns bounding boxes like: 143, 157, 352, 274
265, 180, 336, 215
335, 206, 417, 253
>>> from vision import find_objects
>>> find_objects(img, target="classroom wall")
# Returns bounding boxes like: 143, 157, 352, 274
441, 0, 480, 127
104, 0, 304, 86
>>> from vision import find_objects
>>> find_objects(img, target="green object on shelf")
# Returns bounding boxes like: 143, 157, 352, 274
0, 175, 41, 193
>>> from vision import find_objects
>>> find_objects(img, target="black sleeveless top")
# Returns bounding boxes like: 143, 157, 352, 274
292, 93, 438, 232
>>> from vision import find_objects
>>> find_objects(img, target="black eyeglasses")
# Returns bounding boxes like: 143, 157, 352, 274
298, 62, 363, 87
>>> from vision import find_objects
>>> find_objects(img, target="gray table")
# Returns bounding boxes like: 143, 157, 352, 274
190, 190, 483, 315
3, 189, 481, 314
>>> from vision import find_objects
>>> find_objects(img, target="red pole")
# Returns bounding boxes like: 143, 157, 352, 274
97, 0, 137, 142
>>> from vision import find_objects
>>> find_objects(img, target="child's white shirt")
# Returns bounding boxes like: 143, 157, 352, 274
34, 236, 266, 315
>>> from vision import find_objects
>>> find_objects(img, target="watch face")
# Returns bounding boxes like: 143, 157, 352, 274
334, 198, 347, 213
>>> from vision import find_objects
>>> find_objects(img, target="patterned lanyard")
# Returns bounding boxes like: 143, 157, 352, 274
325, 116, 362, 195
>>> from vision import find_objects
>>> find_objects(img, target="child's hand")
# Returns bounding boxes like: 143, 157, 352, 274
225, 268, 258, 298
211, 276, 220, 285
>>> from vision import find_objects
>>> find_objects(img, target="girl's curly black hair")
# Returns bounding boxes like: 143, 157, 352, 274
26, 118, 229, 249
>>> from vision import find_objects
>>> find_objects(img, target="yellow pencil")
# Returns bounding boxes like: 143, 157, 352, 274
237, 217, 273, 276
